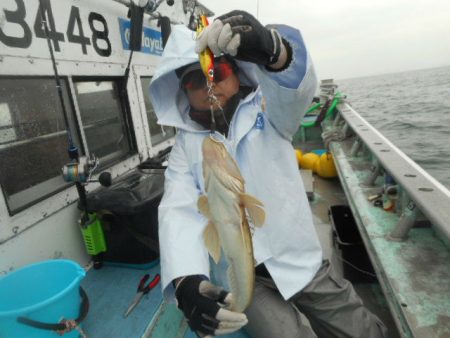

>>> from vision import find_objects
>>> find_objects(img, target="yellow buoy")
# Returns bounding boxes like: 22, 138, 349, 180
299, 152, 319, 171
294, 149, 303, 167
316, 152, 337, 178
313, 156, 321, 174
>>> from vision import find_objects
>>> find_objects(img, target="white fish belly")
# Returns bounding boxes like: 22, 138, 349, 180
209, 182, 255, 312
220, 224, 255, 312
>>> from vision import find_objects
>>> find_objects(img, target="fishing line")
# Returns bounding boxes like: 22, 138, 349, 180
206, 73, 229, 135
207, 81, 220, 133
195, 14, 226, 135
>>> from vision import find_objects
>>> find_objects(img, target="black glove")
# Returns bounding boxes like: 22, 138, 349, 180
195, 10, 283, 66
175, 275, 248, 336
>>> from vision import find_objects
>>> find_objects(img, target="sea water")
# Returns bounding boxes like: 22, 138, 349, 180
339, 65, 450, 190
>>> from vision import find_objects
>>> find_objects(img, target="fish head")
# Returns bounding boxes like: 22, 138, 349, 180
202, 135, 228, 168
202, 136, 245, 191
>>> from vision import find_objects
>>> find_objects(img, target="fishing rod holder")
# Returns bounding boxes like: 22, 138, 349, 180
387, 200, 419, 241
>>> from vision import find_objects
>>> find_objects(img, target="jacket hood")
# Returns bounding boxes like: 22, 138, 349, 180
149, 24, 259, 132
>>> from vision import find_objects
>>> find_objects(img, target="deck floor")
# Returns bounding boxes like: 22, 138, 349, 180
310, 172, 400, 338
80, 169, 400, 338
81, 262, 197, 337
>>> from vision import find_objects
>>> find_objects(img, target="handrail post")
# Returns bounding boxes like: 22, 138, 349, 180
365, 161, 381, 186
350, 138, 362, 157
388, 200, 419, 241
341, 122, 350, 138
333, 112, 341, 127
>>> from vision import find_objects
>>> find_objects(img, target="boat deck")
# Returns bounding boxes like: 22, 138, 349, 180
81, 262, 249, 338
327, 102, 450, 338
81, 165, 401, 338
308, 168, 400, 338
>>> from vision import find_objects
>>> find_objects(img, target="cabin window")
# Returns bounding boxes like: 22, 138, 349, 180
73, 79, 135, 166
0, 77, 136, 215
0, 77, 78, 214
140, 77, 175, 146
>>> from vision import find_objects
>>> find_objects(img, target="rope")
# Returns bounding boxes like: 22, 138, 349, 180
17, 287, 89, 335
56, 320, 88, 337
321, 127, 347, 150
333, 254, 377, 278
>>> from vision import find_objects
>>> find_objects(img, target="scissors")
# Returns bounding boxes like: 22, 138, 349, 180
123, 273, 161, 318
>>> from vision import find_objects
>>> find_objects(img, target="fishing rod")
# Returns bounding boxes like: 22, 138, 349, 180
39, 0, 112, 269
38, 0, 76, 159
38, 0, 99, 220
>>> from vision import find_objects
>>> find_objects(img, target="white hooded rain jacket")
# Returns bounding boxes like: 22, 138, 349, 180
149, 23, 323, 302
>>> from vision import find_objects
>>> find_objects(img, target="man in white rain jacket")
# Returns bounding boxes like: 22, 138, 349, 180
149, 10, 387, 338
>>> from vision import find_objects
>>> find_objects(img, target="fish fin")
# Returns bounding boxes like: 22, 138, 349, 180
197, 195, 211, 218
241, 218, 253, 254
240, 193, 264, 207
203, 221, 221, 264
215, 169, 243, 194
223, 155, 245, 185
240, 193, 265, 227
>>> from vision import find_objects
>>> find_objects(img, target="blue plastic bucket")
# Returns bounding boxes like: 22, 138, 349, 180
0, 259, 86, 338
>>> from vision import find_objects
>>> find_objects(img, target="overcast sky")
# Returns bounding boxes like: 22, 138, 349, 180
204, 0, 450, 80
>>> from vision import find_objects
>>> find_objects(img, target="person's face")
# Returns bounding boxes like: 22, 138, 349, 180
182, 59, 240, 111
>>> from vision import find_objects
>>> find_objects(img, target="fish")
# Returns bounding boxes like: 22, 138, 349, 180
196, 15, 214, 83
198, 135, 265, 312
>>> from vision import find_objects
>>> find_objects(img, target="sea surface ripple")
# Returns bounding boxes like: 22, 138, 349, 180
339, 66, 450, 190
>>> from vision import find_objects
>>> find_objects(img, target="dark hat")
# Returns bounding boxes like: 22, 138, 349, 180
175, 62, 202, 81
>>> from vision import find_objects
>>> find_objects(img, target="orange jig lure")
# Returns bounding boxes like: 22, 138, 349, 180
196, 15, 214, 83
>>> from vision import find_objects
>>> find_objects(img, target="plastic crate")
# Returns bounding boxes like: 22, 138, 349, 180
329, 205, 377, 283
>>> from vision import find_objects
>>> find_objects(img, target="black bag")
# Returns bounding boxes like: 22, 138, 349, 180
85, 168, 165, 266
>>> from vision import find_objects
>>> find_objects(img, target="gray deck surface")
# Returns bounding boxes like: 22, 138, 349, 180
310, 173, 400, 338
80, 168, 400, 338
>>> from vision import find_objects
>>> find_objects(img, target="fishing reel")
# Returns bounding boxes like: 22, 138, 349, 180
63, 156, 98, 184
62, 156, 112, 186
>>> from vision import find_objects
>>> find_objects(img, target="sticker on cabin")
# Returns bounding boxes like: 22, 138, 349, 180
255, 113, 265, 130
118, 18, 163, 55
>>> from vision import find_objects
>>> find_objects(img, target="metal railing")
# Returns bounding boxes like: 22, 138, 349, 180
335, 101, 450, 244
